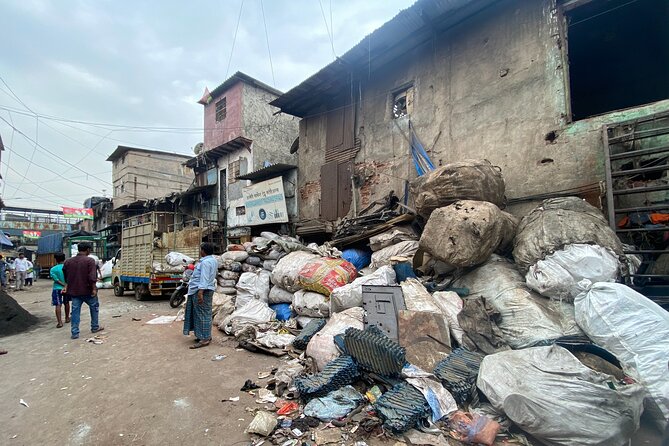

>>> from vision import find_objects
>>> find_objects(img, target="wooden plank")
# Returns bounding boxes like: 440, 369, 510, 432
320, 161, 339, 221
337, 161, 353, 218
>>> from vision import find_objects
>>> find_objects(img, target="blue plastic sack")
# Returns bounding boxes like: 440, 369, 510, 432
341, 248, 372, 270
393, 262, 417, 283
270, 303, 293, 321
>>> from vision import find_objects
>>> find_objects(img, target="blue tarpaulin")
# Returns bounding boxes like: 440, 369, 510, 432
409, 121, 434, 176
0, 231, 13, 247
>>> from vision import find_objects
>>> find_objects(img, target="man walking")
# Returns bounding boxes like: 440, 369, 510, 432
183, 242, 217, 349
63, 242, 103, 339
14, 252, 28, 291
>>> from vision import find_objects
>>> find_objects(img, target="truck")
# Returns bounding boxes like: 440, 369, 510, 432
112, 212, 203, 301
37, 230, 107, 278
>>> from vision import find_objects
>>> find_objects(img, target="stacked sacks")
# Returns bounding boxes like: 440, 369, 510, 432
420, 200, 517, 268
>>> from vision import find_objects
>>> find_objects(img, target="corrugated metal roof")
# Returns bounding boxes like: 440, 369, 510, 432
236, 163, 297, 182
271, 0, 499, 117
106, 145, 191, 162
184, 136, 253, 168
207, 71, 283, 102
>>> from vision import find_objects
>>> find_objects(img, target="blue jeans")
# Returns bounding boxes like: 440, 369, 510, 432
70, 296, 100, 337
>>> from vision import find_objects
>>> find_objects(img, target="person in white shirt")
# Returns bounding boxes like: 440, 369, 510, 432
14, 253, 28, 291
25, 260, 34, 286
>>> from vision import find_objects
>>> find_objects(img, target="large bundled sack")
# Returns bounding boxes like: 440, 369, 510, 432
268, 286, 294, 304
213, 294, 236, 329
454, 255, 582, 349
513, 197, 625, 274
526, 244, 620, 301
306, 307, 364, 371
165, 252, 194, 267
297, 258, 357, 297
369, 226, 418, 252
432, 291, 465, 345
330, 266, 396, 313
477, 345, 645, 446
271, 251, 320, 292
221, 250, 249, 263
235, 270, 271, 308
341, 248, 372, 270
420, 201, 517, 268
413, 159, 505, 218
292, 290, 329, 318
99, 260, 113, 279
369, 241, 420, 269
575, 283, 669, 430
223, 299, 276, 335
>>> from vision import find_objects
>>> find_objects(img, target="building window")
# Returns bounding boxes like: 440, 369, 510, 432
121, 183, 124, 193
228, 159, 240, 184
392, 85, 414, 119
236, 206, 246, 216
215, 97, 227, 122
564, 0, 669, 120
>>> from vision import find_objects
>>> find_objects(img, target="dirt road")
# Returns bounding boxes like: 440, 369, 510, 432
0, 281, 283, 445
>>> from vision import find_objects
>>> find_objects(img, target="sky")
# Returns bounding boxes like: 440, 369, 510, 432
0, 0, 415, 210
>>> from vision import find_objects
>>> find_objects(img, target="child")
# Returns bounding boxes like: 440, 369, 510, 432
50, 253, 70, 328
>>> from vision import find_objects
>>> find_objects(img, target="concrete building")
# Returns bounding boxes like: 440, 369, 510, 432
184, 72, 299, 243
271, 0, 669, 234
107, 146, 193, 210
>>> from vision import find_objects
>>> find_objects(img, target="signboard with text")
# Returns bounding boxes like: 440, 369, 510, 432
243, 177, 289, 226
61, 207, 94, 220
22, 230, 41, 239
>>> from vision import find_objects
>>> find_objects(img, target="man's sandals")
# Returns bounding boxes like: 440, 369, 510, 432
190, 339, 211, 349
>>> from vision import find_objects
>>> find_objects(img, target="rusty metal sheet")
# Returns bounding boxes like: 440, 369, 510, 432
337, 161, 353, 218
398, 310, 451, 372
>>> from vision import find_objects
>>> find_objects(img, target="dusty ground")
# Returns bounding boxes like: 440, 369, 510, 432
0, 281, 663, 446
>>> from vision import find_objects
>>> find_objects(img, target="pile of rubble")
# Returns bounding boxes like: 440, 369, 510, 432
203, 160, 669, 445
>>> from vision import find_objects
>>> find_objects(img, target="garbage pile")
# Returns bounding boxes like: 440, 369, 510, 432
212, 160, 669, 445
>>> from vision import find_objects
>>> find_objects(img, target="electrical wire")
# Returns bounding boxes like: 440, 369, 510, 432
2, 111, 15, 196
569, 0, 642, 27
1, 161, 91, 205
9, 117, 40, 199
318, 0, 336, 59
259, 0, 276, 87
226, 0, 245, 79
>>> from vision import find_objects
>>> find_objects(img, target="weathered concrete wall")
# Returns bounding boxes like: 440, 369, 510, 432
296, 0, 669, 221
204, 81, 244, 150
111, 151, 192, 209
242, 83, 299, 172
213, 148, 252, 228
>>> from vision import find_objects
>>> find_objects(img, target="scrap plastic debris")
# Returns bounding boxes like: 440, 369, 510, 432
374, 382, 431, 433
433, 348, 485, 405
19, 399, 29, 408
303, 385, 364, 421
145, 315, 177, 325
294, 355, 360, 399
343, 326, 406, 376
86, 336, 105, 345
292, 318, 327, 350
277, 401, 300, 415
212, 354, 227, 361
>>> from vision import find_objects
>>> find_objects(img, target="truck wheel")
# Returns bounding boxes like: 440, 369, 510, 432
134, 285, 148, 301
113, 281, 124, 297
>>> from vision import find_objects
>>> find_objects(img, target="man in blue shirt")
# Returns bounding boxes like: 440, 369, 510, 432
183, 242, 217, 349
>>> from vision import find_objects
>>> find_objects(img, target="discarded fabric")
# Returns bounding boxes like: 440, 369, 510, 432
303, 385, 364, 421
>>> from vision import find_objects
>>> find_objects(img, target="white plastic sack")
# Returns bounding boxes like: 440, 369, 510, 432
477, 345, 645, 446
306, 307, 364, 371
369, 226, 418, 252
213, 295, 235, 329
292, 290, 329, 318
454, 255, 582, 349
575, 283, 669, 430
235, 271, 271, 308
217, 278, 237, 288
369, 240, 419, 269
99, 260, 113, 279
268, 286, 294, 304
245, 411, 277, 437
275, 359, 304, 386
526, 244, 620, 301
271, 251, 320, 292
219, 270, 240, 281
224, 299, 275, 331
432, 291, 465, 345
330, 265, 396, 313
256, 331, 296, 349
151, 262, 184, 274
296, 316, 319, 328
221, 250, 249, 263
165, 251, 194, 267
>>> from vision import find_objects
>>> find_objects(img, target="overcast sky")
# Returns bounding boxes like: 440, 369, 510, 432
0, 0, 414, 210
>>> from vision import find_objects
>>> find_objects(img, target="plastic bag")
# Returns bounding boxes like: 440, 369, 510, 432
271, 251, 320, 292
303, 385, 364, 421
246, 256, 262, 266
306, 307, 364, 371
256, 330, 295, 348
526, 244, 620, 301
341, 248, 372, 270
432, 291, 464, 345
235, 271, 271, 308
217, 278, 237, 288
369, 241, 419, 269
446, 411, 500, 446
99, 260, 113, 279
477, 345, 644, 446
292, 290, 329, 318
275, 359, 304, 386
165, 251, 194, 267
219, 270, 240, 281
330, 265, 396, 313
268, 286, 294, 304
420, 201, 517, 268
454, 255, 583, 349
575, 282, 669, 430
263, 260, 278, 271
269, 303, 292, 321
412, 159, 506, 218
298, 257, 357, 297
369, 226, 418, 252
513, 197, 625, 274
221, 250, 249, 263
224, 299, 275, 332
245, 411, 277, 436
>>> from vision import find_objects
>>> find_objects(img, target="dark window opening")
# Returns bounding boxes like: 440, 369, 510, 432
391, 86, 413, 119
215, 97, 227, 121
236, 206, 246, 216
566, 0, 669, 120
